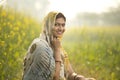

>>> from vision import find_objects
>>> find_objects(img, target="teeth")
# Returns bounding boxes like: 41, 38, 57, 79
57, 32, 62, 34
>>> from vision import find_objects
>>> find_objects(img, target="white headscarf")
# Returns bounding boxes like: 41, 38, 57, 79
40, 11, 60, 46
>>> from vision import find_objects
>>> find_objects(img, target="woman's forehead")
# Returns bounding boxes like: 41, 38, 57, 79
55, 18, 66, 23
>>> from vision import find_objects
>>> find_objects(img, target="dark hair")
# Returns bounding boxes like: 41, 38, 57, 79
56, 13, 66, 21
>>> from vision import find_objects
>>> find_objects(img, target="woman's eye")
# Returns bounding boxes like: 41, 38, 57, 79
55, 23, 65, 27
55, 23, 59, 26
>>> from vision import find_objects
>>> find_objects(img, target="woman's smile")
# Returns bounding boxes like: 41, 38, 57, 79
56, 30, 63, 35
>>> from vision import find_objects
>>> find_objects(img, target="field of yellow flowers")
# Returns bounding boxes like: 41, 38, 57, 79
0, 7, 41, 80
63, 27, 120, 80
0, 7, 120, 80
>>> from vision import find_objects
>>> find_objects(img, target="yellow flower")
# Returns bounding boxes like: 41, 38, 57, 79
10, 31, 15, 37
17, 21, 21, 26
3, 22, 6, 26
8, 15, 14, 21
1, 11, 6, 17
13, 26, 19, 31
0, 27, 1, 31
22, 32, 25, 36
0, 41, 5, 47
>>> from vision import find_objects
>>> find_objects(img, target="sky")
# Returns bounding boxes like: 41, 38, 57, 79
47, 0, 120, 19
1, 0, 120, 21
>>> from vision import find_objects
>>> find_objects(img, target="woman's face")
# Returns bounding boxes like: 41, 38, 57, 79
52, 17, 65, 38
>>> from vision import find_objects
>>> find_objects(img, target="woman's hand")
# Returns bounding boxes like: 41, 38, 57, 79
72, 73, 96, 80
51, 37, 61, 50
74, 75, 86, 80
75, 75, 96, 80
51, 36, 62, 60
85, 78, 96, 80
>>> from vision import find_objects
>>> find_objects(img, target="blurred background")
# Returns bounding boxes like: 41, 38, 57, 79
5, 0, 120, 26
0, 0, 120, 80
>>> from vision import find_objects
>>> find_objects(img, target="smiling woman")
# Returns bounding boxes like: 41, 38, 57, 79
22, 11, 96, 80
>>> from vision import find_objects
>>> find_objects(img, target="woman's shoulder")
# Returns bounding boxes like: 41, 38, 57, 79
26, 38, 53, 60
32, 38, 48, 46
30, 38, 50, 50
29, 38, 53, 55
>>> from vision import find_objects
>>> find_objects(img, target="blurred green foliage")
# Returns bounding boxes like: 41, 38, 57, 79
63, 27, 120, 80
0, 6, 41, 80
0, 7, 120, 80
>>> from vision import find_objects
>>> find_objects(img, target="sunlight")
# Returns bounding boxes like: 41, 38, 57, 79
34, 1, 41, 11
0, 0, 6, 6
48, 0, 119, 19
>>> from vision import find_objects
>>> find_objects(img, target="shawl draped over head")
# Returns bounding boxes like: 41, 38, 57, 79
40, 11, 69, 80
40, 11, 62, 46
22, 11, 69, 80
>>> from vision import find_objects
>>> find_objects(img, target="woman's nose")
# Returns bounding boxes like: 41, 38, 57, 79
58, 25, 63, 30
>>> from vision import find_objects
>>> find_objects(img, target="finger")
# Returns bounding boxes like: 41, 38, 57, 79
53, 36, 59, 41
53, 37, 56, 41
56, 37, 60, 40
85, 78, 96, 80
51, 35, 53, 41
76, 75, 85, 80
55, 36, 58, 40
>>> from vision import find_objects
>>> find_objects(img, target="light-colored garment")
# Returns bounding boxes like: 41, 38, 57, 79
23, 11, 69, 80
23, 38, 55, 80
22, 38, 68, 80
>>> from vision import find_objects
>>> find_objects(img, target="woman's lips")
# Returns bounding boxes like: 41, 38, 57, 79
57, 31, 62, 35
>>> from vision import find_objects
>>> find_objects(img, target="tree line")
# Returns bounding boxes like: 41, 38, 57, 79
75, 4, 120, 26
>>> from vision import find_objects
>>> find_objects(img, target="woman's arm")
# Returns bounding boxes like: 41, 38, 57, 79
51, 37, 62, 80
67, 62, 95, 80
53, 48, 61, 80
63, 50, 86, 80
67, 62, 85, 80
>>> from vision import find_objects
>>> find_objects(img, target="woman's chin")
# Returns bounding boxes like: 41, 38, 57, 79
55, 35, 63, 40
57, 35, 62, 38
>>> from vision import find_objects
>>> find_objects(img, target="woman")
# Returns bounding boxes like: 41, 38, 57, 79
22, 11, 95, 80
